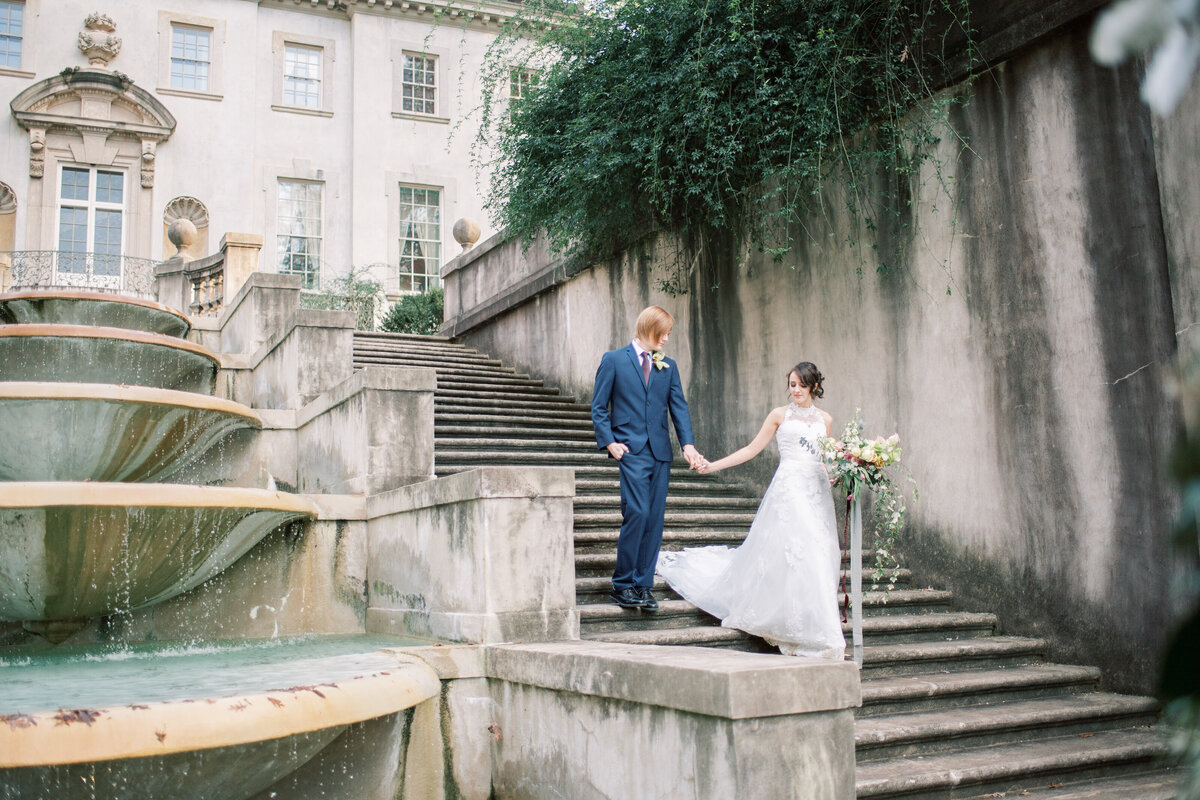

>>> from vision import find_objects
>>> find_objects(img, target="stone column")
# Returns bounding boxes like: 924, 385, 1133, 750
221, 233, 264, 303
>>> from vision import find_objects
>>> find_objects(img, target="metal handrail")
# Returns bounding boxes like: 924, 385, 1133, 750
1, 250, 158, 299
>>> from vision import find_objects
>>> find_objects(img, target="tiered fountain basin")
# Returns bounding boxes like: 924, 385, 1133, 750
0, 635, 439, 800
0, 483, 318, 623
0, 324, 218, 393
0, 383, 260, 483
0, 290, 190, 337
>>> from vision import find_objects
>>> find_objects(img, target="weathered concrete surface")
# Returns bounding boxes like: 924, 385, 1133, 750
486, 642, 859, 800
297, 366, 436, 495
229, 308, 356, 409
215, 271, 303, 356
366, 468, 578, 644
441, 21, 1187, 692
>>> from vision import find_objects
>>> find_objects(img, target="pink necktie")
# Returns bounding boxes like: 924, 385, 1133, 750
641, 352, 651, 385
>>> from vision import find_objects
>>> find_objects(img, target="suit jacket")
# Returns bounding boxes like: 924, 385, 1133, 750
591, 344, 695, 462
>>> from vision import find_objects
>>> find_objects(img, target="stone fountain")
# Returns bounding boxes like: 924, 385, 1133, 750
0, 289, 441, 799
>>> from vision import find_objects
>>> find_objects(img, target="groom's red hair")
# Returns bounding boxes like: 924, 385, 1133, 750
635, 306, 674, 344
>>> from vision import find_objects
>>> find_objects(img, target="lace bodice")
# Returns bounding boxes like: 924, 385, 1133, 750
777, 403, 826, 465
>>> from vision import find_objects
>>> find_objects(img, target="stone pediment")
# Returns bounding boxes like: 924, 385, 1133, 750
10, 67, 176, 139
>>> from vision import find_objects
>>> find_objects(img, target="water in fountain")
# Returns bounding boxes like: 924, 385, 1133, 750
0, 290, 439, 800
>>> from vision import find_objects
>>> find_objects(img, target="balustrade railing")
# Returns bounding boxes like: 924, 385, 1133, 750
185, 253, 225, 316
1, 250, 158, 298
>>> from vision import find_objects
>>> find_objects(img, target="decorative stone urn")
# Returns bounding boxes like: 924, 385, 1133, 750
452, 217, 482, 252
78, 13, 122, 67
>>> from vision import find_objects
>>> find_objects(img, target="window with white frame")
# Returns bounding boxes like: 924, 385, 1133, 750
510, 68, 538, 100
396, 185, 441, 293
170, 24, 211, 91
401, 53, 437, 115
283, 43, 322, 108
276, 180, 323, 290
56, 166, 124, 277
0, 1, 23, 69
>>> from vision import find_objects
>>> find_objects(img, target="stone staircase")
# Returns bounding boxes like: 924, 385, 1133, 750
353, 331, 1178, 799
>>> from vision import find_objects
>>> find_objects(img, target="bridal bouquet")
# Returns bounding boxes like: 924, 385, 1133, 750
820, 412, 912, 590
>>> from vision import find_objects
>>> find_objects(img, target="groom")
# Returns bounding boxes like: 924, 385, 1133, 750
591, 306, 705, 611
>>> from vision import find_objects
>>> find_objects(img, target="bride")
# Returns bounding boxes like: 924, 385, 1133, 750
657, 362, 846, 659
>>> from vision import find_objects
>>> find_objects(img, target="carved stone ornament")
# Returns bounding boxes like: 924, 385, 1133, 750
140, 140, 156, 188
0, 182, 16, 215
163, 196, 210, 230
28, 128, 45, 178
78, 13, 122, 67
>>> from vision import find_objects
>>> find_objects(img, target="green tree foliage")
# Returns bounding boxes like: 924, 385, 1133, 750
381, 288, 445, 335
477, 0, 974, 288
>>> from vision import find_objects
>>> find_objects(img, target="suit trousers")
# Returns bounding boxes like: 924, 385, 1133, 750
613, 447, 672, 590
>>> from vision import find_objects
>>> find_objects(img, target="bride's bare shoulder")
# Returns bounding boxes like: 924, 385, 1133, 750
767, 405, 788, 423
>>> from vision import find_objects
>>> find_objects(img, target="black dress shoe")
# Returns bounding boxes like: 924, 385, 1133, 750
638, 587, 659, 612
610, 587, 646, 608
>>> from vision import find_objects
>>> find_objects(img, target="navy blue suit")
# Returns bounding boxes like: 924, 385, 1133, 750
591, 345, 695, 590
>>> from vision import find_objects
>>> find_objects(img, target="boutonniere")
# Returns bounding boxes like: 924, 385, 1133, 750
652, 351, 668, 370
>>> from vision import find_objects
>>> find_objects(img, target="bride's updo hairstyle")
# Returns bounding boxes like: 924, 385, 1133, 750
789, 362, 825, 398
635, 305, 674, 344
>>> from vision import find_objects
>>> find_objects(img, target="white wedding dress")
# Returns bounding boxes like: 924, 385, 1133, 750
657, 403, 846, 659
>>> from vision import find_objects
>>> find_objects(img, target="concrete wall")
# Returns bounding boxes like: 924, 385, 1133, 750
441, 18, 1190, 693
366, 467, 579, 644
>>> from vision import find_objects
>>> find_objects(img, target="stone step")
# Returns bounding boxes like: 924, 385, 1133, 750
582, 624, 776, 652
359, 360, 523, 379
434, 388, 576, 404
437, 425, 596, 441
842, 612, 998, 645
976, 769, 1178, 799
574, 510, 757, 529
436, 382, 564, 398
578, 599, 717, 633
573, 529, 754, 552
573, 570, 913, 596
352, 331, 455, 344
432, 395, 585, 412
434, 374, 545, 389
354, 351, 504, 368
573, 494, 763, 512
858, 664, 1103, 718
436, 410, 594, 425
350, 337, 480, 352
573, 546, 890, 563
853, 727, 1166, 799
575, 583, 949, 621
855, 693, 1161, 761
437, 437, 598, 452
573, 477, 753, 496
860, 637, 1047, 677
437, 451, 612, 468
353, 359, 521, 380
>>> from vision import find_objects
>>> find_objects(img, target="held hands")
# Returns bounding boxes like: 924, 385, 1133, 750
683, 444, 710, 472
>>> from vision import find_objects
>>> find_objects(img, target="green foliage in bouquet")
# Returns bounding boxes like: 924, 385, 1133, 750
475, 0, 976, 289
821, 412, 914, 590
381, 288, 445, 336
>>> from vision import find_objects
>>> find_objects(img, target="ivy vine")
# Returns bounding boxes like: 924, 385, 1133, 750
475, 0, 976, 290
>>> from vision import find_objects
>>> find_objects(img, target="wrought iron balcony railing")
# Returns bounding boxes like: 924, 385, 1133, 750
0, 250, 158, 298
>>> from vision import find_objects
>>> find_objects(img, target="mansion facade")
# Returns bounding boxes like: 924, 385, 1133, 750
0, 0, 523, 299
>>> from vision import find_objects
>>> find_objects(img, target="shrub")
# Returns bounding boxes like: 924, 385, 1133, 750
381, 288, 444, 335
